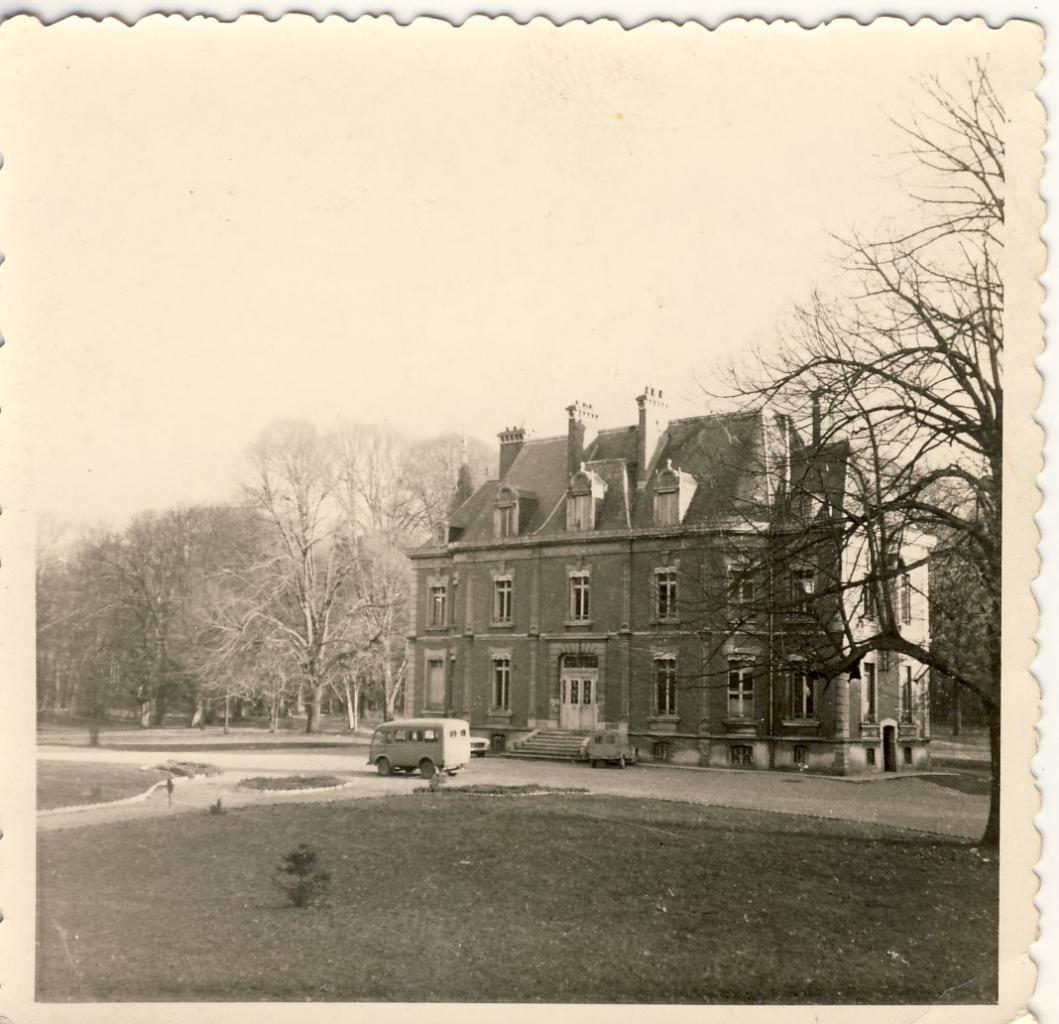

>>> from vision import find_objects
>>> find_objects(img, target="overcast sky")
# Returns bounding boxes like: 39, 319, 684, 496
0, 16, 1018, 525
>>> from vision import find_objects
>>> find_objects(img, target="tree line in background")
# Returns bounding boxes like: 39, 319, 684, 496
36, 424, 493, 738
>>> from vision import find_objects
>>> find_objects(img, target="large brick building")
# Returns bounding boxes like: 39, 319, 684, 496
407, 390, 932, 773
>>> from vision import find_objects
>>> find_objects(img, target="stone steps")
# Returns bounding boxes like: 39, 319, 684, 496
502, 729, 589, 762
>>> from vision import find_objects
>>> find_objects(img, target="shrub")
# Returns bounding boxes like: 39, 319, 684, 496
276, 844, 332, 909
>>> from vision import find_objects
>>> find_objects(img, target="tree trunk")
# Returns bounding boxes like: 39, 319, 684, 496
270, 692, 280, 733
951, 677, 962, 737
151, 692, 168, 727
306, 683, 325, 734
980, 701, 1000, 851
343, 678, 357, 731
295, 681, 306, 716
383, 642, 400, 722
190, 697, 205, 729
139, 699, 151, 728
223, 694, 230, 736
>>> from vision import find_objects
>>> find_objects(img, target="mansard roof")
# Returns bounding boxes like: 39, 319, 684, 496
438, 408, 847, 547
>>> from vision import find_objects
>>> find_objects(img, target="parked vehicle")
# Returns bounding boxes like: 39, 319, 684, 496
588, 731, 637, 769
368, 718, 472, 778
469, 736, 489, 758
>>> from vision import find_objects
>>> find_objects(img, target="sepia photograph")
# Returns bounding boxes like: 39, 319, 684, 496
0, 12, 1044, 1020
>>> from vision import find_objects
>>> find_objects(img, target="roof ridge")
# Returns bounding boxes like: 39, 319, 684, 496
666, 410, 760, 426
520, 434, 565, 445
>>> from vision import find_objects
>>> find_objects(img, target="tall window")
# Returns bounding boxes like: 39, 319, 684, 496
496, 503, 517, 538
655, 488, 679, 526
569, 572, 591, 621
492, 657, 511, 711
654, 464, 688, 526
656, 569, 677, 621
899, 573, 912, 624
727, 661, 754, 719
864, 580, 879, 620
429, 585, 447, 627
788, 666, 814, 719
567, 493, 593, 531
493, 577, 513, 623
426, 658, 445, 709
790, 568, 815, 614
730, 564, 755, 604
862, 661, 877, 723
655, 657, 677, 715
900, 665, 914, 723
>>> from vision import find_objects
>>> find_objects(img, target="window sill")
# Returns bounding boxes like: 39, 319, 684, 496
487, 708, 514, 719
782, 719, 820, 727
564, 620, 593, 628
651, 618, 681, 627
489, 621, 514, 629
648, 715, 680, 733
425, 625, 449, 632
723, 718, 758, 733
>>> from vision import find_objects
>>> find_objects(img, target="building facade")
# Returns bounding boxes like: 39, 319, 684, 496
407, 390, 932, 773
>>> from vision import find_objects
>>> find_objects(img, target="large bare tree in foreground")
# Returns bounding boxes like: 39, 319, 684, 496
714, 63, 1004, 848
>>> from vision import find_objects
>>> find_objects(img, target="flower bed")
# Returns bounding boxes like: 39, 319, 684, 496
238, 774, 347, 792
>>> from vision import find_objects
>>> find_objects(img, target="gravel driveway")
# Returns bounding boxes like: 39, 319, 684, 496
36, 744, 988, 839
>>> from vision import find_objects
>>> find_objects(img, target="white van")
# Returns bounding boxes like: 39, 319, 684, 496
368, 718, 472, 778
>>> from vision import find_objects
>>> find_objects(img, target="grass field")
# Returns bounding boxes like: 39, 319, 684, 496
37, 762, 170, 811
37, 794, 998, 1004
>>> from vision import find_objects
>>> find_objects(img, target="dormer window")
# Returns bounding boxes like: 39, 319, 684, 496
655, 468, 679, 525
653, 461, 696, 526
566, 466, 606, 532
568, 492, 592, 530
494, 486, 519, 538
493, 484, 538, 539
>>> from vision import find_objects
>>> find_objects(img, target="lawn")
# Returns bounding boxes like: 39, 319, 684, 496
37, 762, 170, 811
37, 794, 998, 1004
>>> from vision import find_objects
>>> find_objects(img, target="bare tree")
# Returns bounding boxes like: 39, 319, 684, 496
241, 420, 357, 734
402, 433, 494, 538
708, 62, 1004, 848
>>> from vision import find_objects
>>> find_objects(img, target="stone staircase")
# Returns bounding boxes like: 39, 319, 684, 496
503, 729, 589, 762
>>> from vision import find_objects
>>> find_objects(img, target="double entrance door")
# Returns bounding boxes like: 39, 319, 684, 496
559, 656, 598, 730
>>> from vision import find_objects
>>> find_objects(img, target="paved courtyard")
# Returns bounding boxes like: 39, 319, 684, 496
37, 742, 988, 839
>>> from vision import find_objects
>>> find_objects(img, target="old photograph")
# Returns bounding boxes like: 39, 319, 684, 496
0, 13, 1044, 1020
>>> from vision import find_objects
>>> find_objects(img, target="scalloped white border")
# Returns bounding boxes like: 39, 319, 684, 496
0, 11, 1045, 1023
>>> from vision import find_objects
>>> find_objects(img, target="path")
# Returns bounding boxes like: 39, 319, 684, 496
37, 744, 988, 840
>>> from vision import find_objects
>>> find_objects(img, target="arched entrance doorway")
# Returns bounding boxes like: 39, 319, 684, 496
882, 724, 898, 772
559, 654, 599, 730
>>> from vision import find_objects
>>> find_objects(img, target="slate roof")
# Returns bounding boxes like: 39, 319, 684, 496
438, 409, 848, 547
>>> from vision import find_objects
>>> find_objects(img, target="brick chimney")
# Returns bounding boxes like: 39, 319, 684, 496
566, 401, 598, 477
498, 426, 526, 478
636, 386, 668, 483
